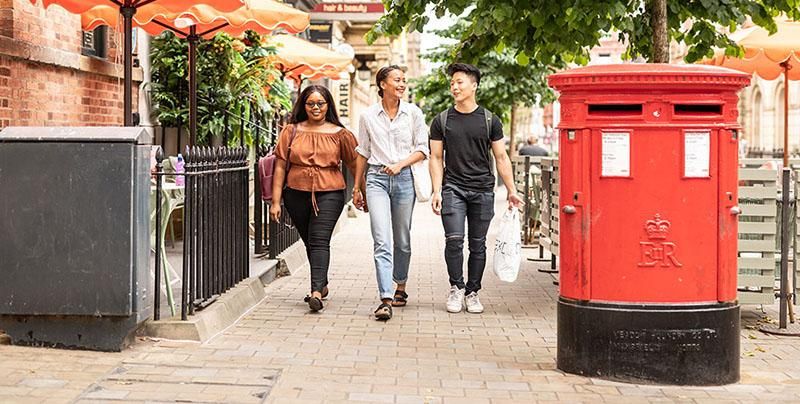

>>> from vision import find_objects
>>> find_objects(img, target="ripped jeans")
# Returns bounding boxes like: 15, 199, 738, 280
440, 183, 495, 295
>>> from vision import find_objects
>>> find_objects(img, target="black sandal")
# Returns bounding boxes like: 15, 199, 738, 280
303, 286, 329, 303
374, 302, 392, 320
391, 290, 408, 307
307, 296, 323, 312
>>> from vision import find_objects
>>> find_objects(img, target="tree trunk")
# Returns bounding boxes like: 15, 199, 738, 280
650, 0, 669, 63
509, 104, 517, 157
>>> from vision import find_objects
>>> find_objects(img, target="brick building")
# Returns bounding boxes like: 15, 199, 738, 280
0, 0, 141, 129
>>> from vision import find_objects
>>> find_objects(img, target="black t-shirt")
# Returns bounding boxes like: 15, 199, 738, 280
430, 106, 504, 192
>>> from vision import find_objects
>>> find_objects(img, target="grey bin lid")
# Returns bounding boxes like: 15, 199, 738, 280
0, 127, 152, 144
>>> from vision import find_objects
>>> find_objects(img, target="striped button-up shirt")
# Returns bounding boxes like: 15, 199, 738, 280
356, 101, 429, 166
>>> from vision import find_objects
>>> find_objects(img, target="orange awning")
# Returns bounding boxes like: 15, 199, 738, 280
700, 20, 800, 80
33, 0, 247, 14
82, 0, 309, 38
698, 19, 800, 165
268, 34, 352, 81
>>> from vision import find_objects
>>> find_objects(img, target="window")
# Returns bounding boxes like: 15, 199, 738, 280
775, 84, 785, 151
81, 26, 108, 58
752, 89, 762, 148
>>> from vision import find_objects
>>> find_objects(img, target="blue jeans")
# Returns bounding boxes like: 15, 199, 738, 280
366, 165, 416, 299
441, 183, 495, 295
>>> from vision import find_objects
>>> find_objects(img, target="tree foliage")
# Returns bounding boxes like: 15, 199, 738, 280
413, 21, 557, 124
150, 31, 291, 146
368, 0, 800, 65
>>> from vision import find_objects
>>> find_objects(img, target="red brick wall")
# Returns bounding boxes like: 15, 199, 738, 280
0, 0, 140, 129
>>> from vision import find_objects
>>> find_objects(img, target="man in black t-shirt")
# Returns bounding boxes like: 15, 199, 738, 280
429, 63, 523, 314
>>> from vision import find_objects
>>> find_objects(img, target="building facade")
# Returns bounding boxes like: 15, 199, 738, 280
669, 27, 798, 156
0, 0, 142, 129
737, 77, 799, 154
308, 0, 421, 130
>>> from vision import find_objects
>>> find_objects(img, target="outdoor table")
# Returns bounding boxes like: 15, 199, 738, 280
150, 181, 184, 316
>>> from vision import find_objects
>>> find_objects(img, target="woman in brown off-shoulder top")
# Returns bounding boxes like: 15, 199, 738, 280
270, 85, 360, 312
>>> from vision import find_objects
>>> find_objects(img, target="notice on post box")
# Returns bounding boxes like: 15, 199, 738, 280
602, 132, 630, 177
684, 131, 710, 178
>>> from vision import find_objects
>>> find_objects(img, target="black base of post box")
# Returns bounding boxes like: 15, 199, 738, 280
557, 297, 739, 385
0, 315, 143, 352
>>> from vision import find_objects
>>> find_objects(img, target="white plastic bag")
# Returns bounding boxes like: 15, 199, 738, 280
493, 207, 521, 282
410, 161, 432, 202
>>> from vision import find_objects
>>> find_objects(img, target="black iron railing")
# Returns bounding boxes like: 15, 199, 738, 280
268, 206, 301, 259
253, 111, 281, 256
153, 145, 250, 321
252, 112, 304, 260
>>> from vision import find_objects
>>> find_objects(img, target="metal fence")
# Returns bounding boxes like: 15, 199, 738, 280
268, 206, 302, 259
511, 155, 543, 245
253, 112, 280, 256
251, 113, 304, 260
153, 145, 250, 321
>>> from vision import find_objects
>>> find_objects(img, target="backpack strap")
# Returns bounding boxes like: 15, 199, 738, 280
438, 110, 449, 139
484, 109, 493, 140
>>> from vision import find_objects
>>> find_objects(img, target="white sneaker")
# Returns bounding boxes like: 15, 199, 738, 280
465, 292, 484, 314
446, 285, 465, 313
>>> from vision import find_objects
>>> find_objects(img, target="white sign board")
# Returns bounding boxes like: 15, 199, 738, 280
684, 131, 710, 178
331, 79, 351, 128
602, 132, 630, 177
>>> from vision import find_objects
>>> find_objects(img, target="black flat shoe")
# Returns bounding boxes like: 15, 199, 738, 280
374, 302, 392, 321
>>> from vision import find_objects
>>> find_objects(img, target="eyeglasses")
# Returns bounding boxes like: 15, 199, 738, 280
305, 101, 327, 109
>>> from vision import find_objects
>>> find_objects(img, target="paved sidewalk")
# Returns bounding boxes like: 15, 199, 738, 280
2, 189, 800, 403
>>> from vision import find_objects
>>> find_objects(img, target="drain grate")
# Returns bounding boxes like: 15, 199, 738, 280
75, 362, 281, 403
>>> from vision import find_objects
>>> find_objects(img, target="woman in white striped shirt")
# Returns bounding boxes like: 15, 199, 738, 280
353, 65, 430, 321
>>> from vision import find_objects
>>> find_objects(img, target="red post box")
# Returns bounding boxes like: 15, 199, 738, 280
548, 64, 750, 385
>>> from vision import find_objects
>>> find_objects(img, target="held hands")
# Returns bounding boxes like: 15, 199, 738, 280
381, 163, 403, 176
508, 192, 524, 210
353, 188, 368, 212
431, 192, 442, 215
269, 202, 282, 222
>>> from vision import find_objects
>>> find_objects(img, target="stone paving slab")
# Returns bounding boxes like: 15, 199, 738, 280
2, 187, 800, 403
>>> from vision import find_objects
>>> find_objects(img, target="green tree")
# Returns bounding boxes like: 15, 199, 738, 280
414, 21, 558, 151
368, 0, 800, 64
150, 31, 291, 147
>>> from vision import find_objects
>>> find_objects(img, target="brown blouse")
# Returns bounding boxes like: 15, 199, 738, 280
275, 124, 359, 210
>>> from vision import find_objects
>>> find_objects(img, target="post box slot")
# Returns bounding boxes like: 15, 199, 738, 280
674, 104, 723, 115
588, 104, 642, 116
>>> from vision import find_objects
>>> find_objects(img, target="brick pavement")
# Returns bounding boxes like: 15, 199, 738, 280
2, 188, 800, 403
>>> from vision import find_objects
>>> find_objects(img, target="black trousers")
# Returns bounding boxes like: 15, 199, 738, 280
283, 188, 345, 293
440, 183, 495, 295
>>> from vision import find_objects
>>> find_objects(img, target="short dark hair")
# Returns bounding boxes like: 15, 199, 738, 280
288, 85, 344, 128
446, 63, 481, 85
376, 65, 403, 98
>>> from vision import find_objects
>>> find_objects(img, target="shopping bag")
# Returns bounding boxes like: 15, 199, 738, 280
493, 207, 521, 282
410, 161, 432, 202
